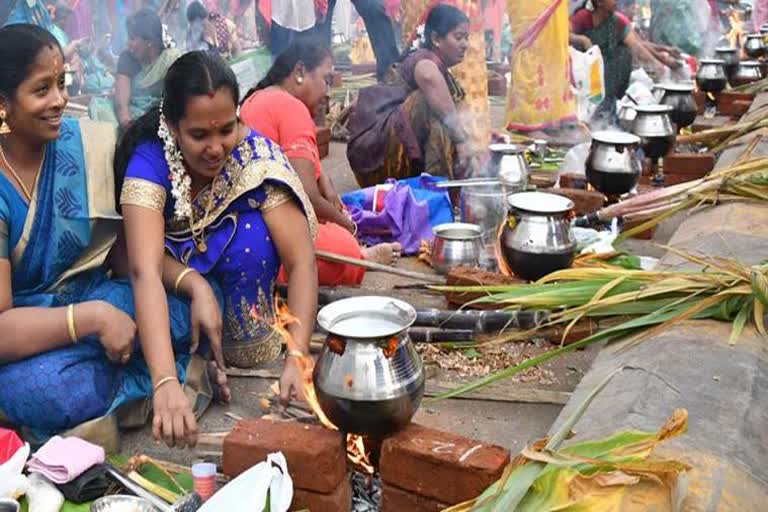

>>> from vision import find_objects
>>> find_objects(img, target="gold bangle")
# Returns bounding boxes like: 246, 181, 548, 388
173, 268, 196, 295
153, 376, 178, 393
286, 349, 307, 359
66, 304, 79, 344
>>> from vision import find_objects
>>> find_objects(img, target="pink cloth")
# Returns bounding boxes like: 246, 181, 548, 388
27, 436, 105, 484
755, 0, 768, 31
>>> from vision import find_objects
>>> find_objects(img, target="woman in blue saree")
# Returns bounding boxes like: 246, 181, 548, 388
0, 24, 217, 449
116, 51, 318, 444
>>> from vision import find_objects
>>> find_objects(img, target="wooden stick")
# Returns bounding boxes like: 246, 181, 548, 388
316, 250, 445, 284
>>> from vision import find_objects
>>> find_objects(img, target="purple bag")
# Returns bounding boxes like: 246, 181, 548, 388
343, 177, 453, 255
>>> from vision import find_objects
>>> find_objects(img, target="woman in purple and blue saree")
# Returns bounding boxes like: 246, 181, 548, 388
116, 51, 318, 447
0, 24, 210, 448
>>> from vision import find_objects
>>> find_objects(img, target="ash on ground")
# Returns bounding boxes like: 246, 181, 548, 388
417, 342, 555, 383
351, 471, 381, 511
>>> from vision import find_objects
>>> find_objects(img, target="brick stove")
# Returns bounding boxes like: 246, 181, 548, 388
222, 418, 511, 511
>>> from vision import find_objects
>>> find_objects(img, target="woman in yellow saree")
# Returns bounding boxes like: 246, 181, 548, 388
505, 0, 576, 133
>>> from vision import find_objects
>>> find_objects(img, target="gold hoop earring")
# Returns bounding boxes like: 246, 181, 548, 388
0, 111, 10, 136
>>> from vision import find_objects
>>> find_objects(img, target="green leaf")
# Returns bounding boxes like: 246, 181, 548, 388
729, 300, 752, 345
462, 348, 482, 359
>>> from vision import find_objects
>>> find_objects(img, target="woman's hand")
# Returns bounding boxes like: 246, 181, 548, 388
86, 301, 137, 364
318, 174, 343, 212
279, 355, 311, 405
572, 35, 592, 51
187, 276, 226, 370
455, 141, 480, 180
152, 379, 198, 448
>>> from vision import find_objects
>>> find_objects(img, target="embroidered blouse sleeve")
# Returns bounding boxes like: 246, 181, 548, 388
260, 184, 293, 213
120, 143, 170, 213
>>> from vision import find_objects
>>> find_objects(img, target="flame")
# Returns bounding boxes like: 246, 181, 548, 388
346, 434, 374, 475
727, 11, 744, 51
273, 299, 336, 430
273, 300, 375, 474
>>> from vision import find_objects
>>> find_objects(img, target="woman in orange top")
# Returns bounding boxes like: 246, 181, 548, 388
240, 38, 400, 286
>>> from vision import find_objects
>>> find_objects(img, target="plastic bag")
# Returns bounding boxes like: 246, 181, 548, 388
198, 452, 292, 512
0, 442, 30, 500
570, 45, 605, 123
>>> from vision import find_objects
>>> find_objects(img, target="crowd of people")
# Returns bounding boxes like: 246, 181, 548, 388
0, 0, 758, 450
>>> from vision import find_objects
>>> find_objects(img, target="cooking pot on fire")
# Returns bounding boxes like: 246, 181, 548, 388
499, 192, 576, 281
487, 143, 529, 194
714, 47, 739, 84
313, 296, 425, 437
585, 131, 642, 196
631, 104, 676, 161
696, 59, 728, 95
732, 61, 764, 87
745, 34, 767, 59
654, 83, 697, 131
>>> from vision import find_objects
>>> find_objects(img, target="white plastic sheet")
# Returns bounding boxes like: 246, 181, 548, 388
0, 443, 29, 500
570, 45, 605, 123
198, 452, 293, 512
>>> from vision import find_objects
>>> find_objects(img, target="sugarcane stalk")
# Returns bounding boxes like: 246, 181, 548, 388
415, 308, 550, 331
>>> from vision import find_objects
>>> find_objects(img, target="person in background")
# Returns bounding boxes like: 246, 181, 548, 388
347, 4, 477, 187
89, 9, 181, 128
185, 1, 241, 59
116, 51, 317, 408
240, 39, 402, 286
317, 0, 400, 80
262, 0, 326, 60
0, 24, 215, 447
570, 0, 674, 121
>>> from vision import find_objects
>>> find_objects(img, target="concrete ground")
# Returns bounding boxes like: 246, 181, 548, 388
121, 101, 659, 473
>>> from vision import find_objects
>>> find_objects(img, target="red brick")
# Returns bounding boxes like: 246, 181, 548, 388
223, 418, 346, 493
291, 477, 351, 512
380, 423, 510, 504
381, 483, 447, 512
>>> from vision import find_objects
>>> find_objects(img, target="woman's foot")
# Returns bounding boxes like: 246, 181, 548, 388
207, 360, 231, 403
361, 242, 402, 266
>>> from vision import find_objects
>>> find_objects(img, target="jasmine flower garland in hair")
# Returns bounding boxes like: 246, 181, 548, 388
158, 100, 192, 219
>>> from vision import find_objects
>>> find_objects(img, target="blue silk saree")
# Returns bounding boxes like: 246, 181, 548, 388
0, 118, 194, 433
121, 130, 317, 368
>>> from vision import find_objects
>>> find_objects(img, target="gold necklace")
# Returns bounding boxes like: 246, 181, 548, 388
189, 176, 218, 253
0, 140, 39, 202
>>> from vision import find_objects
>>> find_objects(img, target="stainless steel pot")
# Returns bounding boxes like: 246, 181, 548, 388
745, 34, 767, 59
500, 192, 576, 281
732, 60, 764, 86
487, 143, 529, 194
431, 223, 483, 274
632, 104, 676, 160
313, 296, 425, 437
461, 186, 506, 267
585, 131, 642, 196
714, 47, 739, 83
654, 83, 697, 131
696, 59, 728, 94
618, 103, 637, 132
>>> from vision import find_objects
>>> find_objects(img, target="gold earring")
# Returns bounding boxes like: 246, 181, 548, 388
0, 111, 10, 136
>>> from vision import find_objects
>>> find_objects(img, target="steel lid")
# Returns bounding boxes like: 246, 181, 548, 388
634, 104, 674, 114
432, 222, 484, 240
507, 191, 574, 215
740, 60, 763, 67
654, 82, 695, 92
699, 58, 726, 65
715, 47, 737, 53
591, 130, 641, 145
317, 296, 417, 339
747, 33, 765, 39
488, 143, 526, 155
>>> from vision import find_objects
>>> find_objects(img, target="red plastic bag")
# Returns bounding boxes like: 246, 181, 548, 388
0, 428, 23, 465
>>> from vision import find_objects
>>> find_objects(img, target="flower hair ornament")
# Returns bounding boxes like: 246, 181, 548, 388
158, 100, 192, 220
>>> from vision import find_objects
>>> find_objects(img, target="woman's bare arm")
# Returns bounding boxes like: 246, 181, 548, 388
114, 74, 132, 127
289, 157, 353, 231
